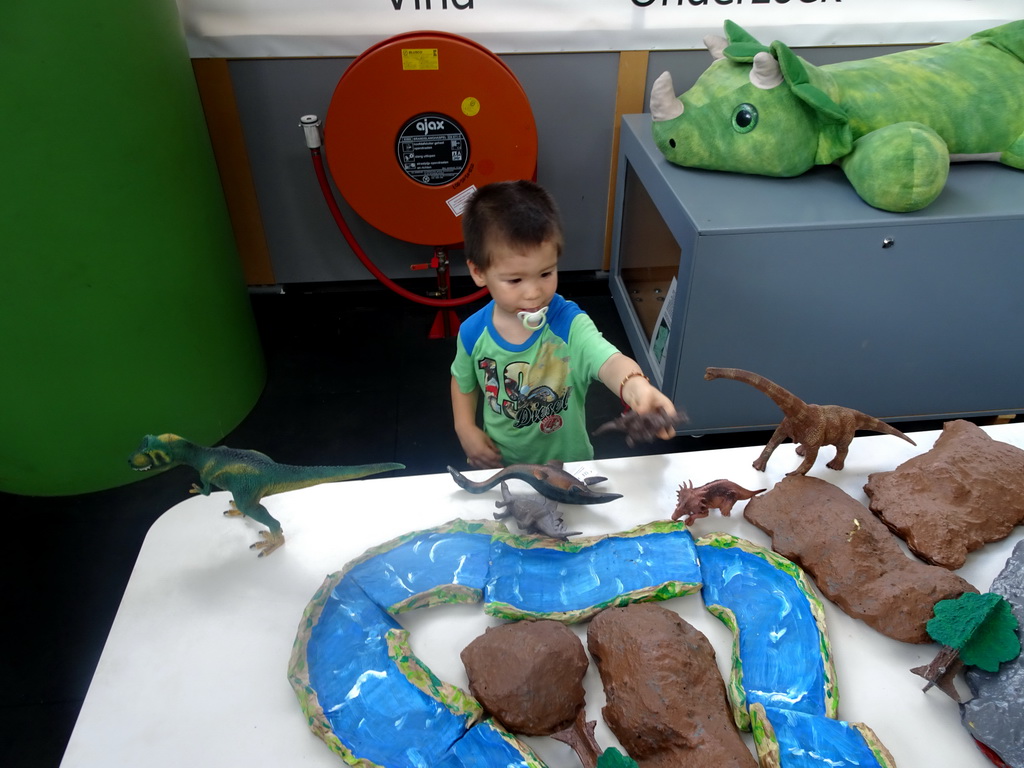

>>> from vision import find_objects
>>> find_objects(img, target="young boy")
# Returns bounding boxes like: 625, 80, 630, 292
450, 180, 679, 468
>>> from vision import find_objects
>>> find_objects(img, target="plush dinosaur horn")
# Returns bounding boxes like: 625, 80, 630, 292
704, 34, 727, 60
650, 71, 684, 122
749, 51, 784, 89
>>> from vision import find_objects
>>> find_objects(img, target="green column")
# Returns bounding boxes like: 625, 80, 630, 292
1, 1, 265, 495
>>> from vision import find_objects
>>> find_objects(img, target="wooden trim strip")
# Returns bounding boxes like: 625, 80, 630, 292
192, 58, 276, 286
602, 50, 649, 271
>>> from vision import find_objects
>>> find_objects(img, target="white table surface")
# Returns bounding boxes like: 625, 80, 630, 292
60, 423, 1024, 768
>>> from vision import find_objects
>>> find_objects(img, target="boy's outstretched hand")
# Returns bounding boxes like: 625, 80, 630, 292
622, 380, 680, 440
602, 353, 680, 441
593, 406, 686, 446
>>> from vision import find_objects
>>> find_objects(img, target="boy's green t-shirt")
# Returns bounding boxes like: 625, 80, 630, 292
451, 293, 619, 465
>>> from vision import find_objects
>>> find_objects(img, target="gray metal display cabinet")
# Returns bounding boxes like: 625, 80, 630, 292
609, 113, 1024, 434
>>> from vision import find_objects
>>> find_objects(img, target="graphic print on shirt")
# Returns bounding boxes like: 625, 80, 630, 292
478, 341, 572, 433
478, 358, 502, 413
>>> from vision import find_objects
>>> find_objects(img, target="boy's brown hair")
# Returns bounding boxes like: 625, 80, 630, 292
462, 180, 564, 269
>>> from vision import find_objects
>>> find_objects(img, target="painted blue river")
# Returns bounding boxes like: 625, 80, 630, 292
697, 533, 893, 768
289, 520, 893, 768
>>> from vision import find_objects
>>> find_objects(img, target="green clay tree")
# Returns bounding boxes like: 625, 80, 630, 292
912, 591, 1021, 701
594, 747, 639, 768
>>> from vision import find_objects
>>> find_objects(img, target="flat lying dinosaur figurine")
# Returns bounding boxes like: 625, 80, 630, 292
704, 367, 916, 476
129, 433, 404, 556
447, 461, 622, 504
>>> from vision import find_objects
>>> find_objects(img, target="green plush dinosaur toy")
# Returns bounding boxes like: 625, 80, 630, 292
650, 20, 1024, 212
129, 433, 404, 557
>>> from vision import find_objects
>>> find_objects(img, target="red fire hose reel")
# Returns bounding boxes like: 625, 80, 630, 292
305, 31, 539, 337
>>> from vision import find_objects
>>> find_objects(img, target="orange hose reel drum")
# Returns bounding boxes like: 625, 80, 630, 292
323, 32, 538, 247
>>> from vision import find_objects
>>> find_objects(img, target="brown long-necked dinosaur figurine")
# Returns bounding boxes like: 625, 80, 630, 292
705, 367, 916, 476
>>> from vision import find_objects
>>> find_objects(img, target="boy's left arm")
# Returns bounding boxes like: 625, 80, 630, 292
598, 352, 679, 440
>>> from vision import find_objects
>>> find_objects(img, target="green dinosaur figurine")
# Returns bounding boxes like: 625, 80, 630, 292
129, 433, 404, 557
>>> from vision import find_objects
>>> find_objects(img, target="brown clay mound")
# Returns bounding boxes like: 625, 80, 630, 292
461, 619, 587, 736
587, 603, 756, 768
863, 419, 1024, 569
744, 475, 975, 643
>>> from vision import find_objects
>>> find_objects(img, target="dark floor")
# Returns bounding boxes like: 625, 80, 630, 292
0, 273, 980, 767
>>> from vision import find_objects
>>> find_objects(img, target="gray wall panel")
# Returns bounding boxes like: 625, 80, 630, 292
503, 52, 620, 272
229, 57, 427, 285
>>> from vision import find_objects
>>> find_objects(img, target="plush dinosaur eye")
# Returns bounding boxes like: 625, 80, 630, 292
731, 103, 758, 134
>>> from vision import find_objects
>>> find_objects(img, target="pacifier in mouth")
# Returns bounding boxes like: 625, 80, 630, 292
517, 306, 549, 331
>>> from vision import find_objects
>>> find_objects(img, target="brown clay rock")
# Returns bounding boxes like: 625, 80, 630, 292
587, 603, 756, 768
744, 475, 976, 644
460, 619, 587, 736
864, 419, 1024, 569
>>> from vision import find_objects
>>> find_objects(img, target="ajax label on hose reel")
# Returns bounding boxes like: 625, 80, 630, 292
396, 113, 469, 186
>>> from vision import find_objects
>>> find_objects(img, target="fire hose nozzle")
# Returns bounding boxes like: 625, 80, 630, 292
300, 115, 322, 149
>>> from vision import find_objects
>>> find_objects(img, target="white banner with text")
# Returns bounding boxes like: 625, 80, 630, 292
176, 0, 1017, 58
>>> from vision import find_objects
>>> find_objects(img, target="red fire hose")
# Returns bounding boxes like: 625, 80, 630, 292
309, 146, 488, 309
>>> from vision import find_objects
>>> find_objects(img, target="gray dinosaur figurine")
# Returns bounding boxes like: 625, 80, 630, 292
493, 481, 581, 540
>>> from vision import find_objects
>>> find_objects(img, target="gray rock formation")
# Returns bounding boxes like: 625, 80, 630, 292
960, 539, 1024, 768
864, 419, 1024, 569
744, 474, 975, 643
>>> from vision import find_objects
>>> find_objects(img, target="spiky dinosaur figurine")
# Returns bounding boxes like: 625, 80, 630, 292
447, 461, 622, 504
129, 433, 404, 556
671, 478, 766, 525
704, 367, 916, 476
